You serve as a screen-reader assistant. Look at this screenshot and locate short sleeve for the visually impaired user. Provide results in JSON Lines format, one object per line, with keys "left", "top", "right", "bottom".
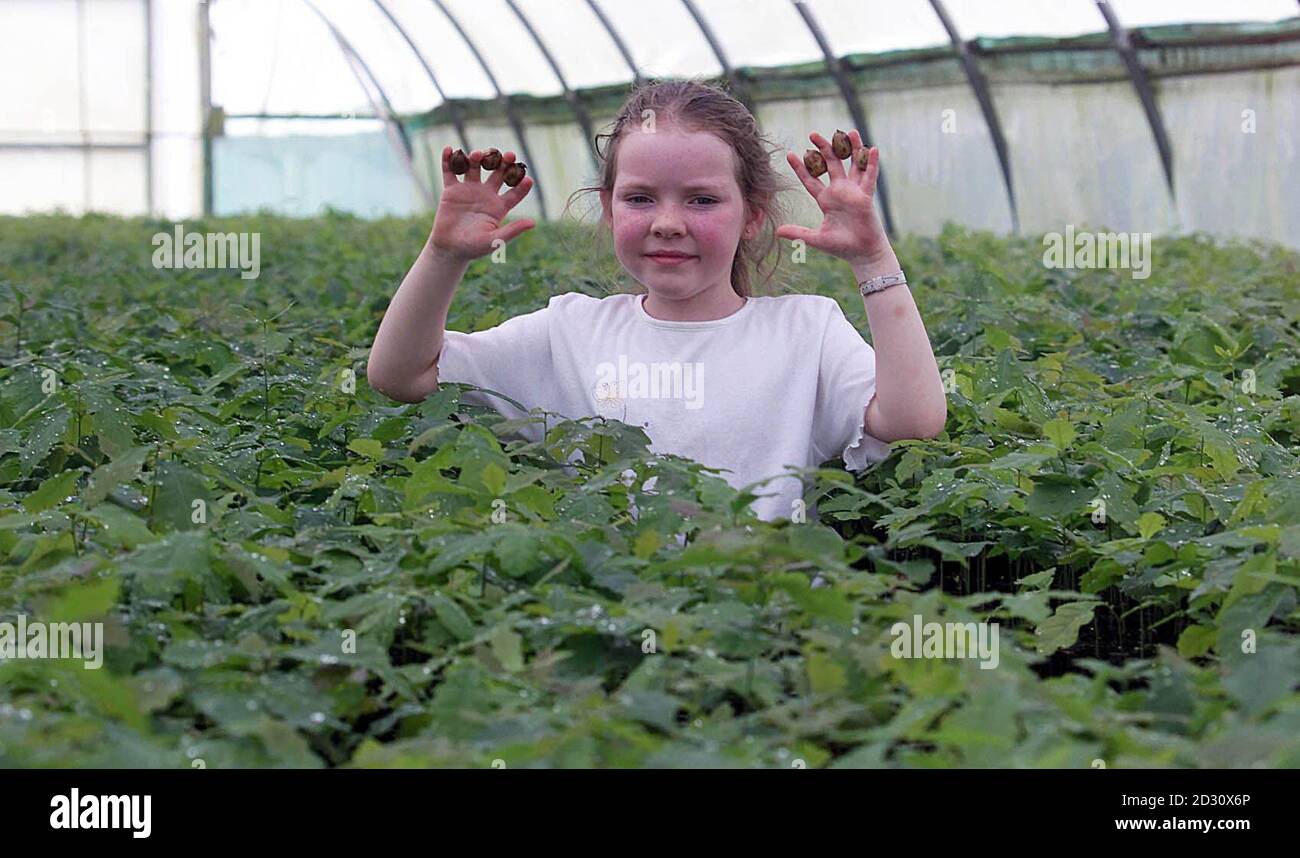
{"left": 436, "top": 297, "right": 556, "bottom": 423}
{"left": 811, "top": 299, "right": 893, "bottom": 471}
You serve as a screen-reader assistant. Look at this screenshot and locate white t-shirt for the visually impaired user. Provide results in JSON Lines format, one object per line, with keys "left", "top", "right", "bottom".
{"left": 435, "top": 291, "right": 893, "bottom": 522}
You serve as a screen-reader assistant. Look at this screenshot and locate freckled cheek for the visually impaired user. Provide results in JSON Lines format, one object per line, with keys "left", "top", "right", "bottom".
{"left": 611, "top": 217, "right": 646, "bottom": 254}
{"left": 612, "top": 211, "right": 734, "bottom": 260}
{"left": 685, "top": 221, "right": 731, "bottom": 260}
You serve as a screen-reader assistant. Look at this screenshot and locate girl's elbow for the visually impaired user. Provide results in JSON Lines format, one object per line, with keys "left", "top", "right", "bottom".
{"left": 915, "top": 405, "right": 948, "bottom": 440}
{"left": 928, "top": 415, "right": 948, "bottom": 439}
{"left": 366, "top": 365, "right": 426, "bottom": 404}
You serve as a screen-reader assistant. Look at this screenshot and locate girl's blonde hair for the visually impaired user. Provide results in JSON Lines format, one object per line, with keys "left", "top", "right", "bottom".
{"left": 563, "top": 78, "right": 799, "bottom": 298}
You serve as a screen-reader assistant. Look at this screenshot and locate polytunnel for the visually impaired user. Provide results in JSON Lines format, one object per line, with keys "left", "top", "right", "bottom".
{"left": 1, "top": 0, "right": 1298, "bottom": 248}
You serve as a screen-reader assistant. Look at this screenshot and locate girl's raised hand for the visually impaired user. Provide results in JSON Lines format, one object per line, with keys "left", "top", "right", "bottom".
{"left": 776, "top": 130, "right": 892, "bottom": 269}
{"left": 428, "top": 146, "right": 536, "bottom": 263}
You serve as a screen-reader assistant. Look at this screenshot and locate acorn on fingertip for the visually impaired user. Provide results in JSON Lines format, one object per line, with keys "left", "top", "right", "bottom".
{"left": 449, "top": 149, "right": 469, "bottom": 174}
{"left": 803, "top": 149, "right": 827, "bottom": 178}
{"left": 831, "top": 130, "right": 853, "bottom": 160}
{"left": 480, "top": 148, "right": 503, "bottom": 170}
{"left": 853, "top": 146, "right": 871, "bottom": 172}
{"left": 502, "top": 162, "right": 527, "bottom": 187}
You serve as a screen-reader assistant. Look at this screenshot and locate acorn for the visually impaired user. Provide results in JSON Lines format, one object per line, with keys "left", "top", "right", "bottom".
{"left": 853, "top": 146, "right": 870, "bottom": 172}
{"left": 803, "top": 149, "right": 827, "bottom": 178}
{"left": 449, "top": 148, "right": 469, "bottom": 174}
{"left": 831, "top": 129, "right": 852, "bottom": 160}
{"left": 502, "top": 161, "right": 527, "bottom": 187}
{"left": 480, "top": 147, "right": 503, "bottom": 170}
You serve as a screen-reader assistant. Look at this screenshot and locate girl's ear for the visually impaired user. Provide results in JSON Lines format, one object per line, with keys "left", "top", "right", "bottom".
{"left": 599, "top": 189, "right": 612, "bottom": 223}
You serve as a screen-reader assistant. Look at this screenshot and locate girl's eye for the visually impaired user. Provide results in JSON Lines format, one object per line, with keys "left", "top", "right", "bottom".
{"left": 625, "top": 195, "right": 718, "bottom": 205}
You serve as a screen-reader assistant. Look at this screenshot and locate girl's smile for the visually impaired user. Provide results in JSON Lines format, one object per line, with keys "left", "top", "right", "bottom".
{"left": 645, "top": 252, "right": 697, "bottom": 266}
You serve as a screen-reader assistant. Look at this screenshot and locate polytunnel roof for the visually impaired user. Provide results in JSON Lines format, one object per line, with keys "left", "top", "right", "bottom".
{"left": 2, "top": 0, "right": 1298, "bottom": 222}
{"left": 210, "top": 0, "right": 1300, "bottom": 122}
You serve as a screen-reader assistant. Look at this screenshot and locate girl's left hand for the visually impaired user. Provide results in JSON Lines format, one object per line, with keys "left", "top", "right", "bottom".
{"left": 776, "top": 130, "right": 892, "bottom": 268}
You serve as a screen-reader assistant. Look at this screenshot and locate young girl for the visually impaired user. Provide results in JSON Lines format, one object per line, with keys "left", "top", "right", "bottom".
{"left": 367, "top": 80, "right": 946, "bottom": 524}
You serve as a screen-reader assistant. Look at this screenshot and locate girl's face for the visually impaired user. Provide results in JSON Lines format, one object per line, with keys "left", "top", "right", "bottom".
{"left": 601, "top": 124, "right": 761, "bottom": 306}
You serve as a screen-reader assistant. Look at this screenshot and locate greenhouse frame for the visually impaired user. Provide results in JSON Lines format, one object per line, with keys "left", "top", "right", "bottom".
{"left": 2, "top": 0, "right": 1298, "bottom": 248}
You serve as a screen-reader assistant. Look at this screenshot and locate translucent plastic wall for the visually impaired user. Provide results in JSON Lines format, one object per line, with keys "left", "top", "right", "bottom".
{"left": 0, "top": 0, "right": 203, "bottom": 219}
{"left": 2, "top": 0, "right": 1298, "bottom": 249}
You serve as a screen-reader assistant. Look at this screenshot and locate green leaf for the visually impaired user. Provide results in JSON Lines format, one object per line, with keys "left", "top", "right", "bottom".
{"left": 1221, "top": 637, "right": 1299, "bottom": 716}
{"left": 20, "top": 408, "right": 69, "bottom": 475}
{"left": 151, "top": 459, "right": 209, "bottom": 531}
{"left": 1034, "top": 601, "right": 1099, "bottom": 655}
{"left": 1042, "top": 418, "right": 1076, "bottom": 449}
{"left": 42, "top": 577, "right": 120, "bottom": 624}
{"left": 1016, "top": 569, "right": 1055, "bottom": 591}
{"left": 347, "top": 438, "right": 384, "bottom": 460}
{"left": 1094, "top": 471, "right": 1139, "bottom": 530}
{"left": 480, "top": 462, "right": 507, "bottom": 497}
{"left": 82, "top": 503, "right": 156, "bottom": 550}
{"left": 431, "top": 592, "right": 474, "bottom": 641}
{"left": 492, "top": 527, "right": 543, "bottom": 578}
{"left": 450, "top": 424, "right": 511, "bottom": 494}
{"left": 84, "top": 445, "right": 150, "bottom": 508}
{"left": 1221, "top": 552, "right": 1275, "bottom": 613}
{"left": 1025, "top": 475, "right": 1090, "bottom": 519}
{"left": 490, "top": 624, "right": 524, "bottom": 672}
{"left": 807, "top": 650, "right": 847, "bottom": 694}
{"left": 1176, "top": 624, "right": 1216, "bottom": 658}
{"left": 22, "top": 469, "right": 80, "bottom": 512}
{"left": 770, "top": 573, "right": 853, "bottom": 624}
{"left": 633, "top": 530, "right": 662, "bottom": 560}
{"left": 86, "top": 393, "right": 136, "bottom": 459}
{"left": 1136, "top": 512, "right": 1166, "bottom": 540}
{"left": 120, "top": 530, "right": 217, "bottom": 603}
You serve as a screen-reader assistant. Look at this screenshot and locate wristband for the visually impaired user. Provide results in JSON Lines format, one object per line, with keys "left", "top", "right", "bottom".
{"left": 858, "top": 270, "right": 907, "bottom": 296}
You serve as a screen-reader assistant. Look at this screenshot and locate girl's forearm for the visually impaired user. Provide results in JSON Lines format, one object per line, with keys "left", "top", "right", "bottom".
{"left": 852, "top": 250, "right": 947, "bottom": 441}
{"left": 367, "top": 242, "right": 470, "bottom": 403}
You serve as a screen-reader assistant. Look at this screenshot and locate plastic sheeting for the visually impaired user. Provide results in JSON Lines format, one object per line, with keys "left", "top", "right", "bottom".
{"left": 1, "top": 0, "right": 1297, "bottom": 243}
{"left": 213, "top": 130, "right": 425, "bottom": 217}
{"left": 207, "top": 0, "right": 1300, "bottom": 110}
{"left": 0, "top": 0, "right": 203, "bottom": 218}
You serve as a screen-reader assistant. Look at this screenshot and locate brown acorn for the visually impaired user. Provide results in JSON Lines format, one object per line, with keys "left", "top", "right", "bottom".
{"left": 831, "top": 129, "right": 852, "bottom": 160}
{"left": 449, "top": 148, "right": 469, "bottom": 175}
{"left": 803, "top": 149, "right": 827, "bottom": 178}
{"left": 853, "top": 146, "right": 870, "bottom": 172}
{"left": 480, "top": 147, "right": 503, "bottom": 171}
{"left": 502, "top": 161, "right": 527, "bottom": 187}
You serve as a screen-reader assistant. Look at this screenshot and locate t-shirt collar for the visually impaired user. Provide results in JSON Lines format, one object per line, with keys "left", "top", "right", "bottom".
{"left": 634, "top": 293, "right": 753, "bottom": 330}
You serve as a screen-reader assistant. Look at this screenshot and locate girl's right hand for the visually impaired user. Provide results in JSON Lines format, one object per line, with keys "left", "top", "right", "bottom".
{"left": 428, "top": 146, "right": 536, "bottom": 263}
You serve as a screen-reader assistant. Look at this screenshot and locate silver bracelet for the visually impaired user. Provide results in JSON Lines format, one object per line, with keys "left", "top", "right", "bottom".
{"left": 858, "top": 270, "right": 907, "bottom": 297}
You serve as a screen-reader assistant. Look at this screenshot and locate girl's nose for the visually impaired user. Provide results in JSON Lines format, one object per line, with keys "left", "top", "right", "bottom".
{"left": 652, "top": 214, "right": 686, "bottom": 237}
